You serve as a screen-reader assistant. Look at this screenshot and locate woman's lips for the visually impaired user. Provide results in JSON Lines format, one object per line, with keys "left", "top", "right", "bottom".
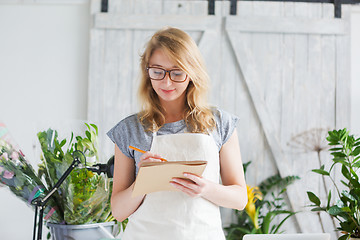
{"left": 161, "top": 89, "right": 175, "bottom": 94}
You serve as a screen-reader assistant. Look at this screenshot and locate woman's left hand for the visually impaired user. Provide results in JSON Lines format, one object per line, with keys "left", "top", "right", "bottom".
{"left": 170, "top": 173, "right": 212, "bottom": 198}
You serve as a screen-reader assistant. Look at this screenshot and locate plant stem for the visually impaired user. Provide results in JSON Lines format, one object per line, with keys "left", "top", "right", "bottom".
{"left": 317, "top": 151, "right": 329, "bottom": 197}
{"left": 316, "top": 151, "right": 326, "bottom": 233}
{"left": 317, "top": 151, "right": 339, "bottom": 236}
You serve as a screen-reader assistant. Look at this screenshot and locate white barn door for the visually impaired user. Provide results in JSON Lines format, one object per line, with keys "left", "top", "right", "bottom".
{"left": 223, "top": 2, "right": 350, "bottom": 237}
{"left": 88, "top": 1, "right": 351, "bottom": 237}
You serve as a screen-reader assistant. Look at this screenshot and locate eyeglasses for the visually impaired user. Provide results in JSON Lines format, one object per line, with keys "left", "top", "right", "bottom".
{"left": 147, "top": 67, "right": 188, "bottom": 83}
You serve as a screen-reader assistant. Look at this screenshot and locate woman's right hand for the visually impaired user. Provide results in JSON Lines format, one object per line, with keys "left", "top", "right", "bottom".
{"left": 138, "top": 152, "right": 163, "bottom": 168}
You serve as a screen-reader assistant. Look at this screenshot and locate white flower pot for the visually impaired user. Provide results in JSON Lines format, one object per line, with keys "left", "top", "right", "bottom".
{"left": 47, "top": 221, "right": 115, "bottom": 240}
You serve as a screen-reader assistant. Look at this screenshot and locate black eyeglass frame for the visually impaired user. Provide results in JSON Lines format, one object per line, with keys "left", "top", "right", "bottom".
{"left": 146, "top": 67, "right": 188, "bottom": 83}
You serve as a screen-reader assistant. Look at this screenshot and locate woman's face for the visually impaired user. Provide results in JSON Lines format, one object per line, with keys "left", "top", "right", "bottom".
{"left": 148, "top": 48, "right": 190, "bottom": 106}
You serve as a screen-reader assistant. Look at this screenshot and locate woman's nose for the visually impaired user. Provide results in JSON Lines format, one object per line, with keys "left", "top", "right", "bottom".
{"left": 163, "top": 73, "right": 172, "bottom": 85}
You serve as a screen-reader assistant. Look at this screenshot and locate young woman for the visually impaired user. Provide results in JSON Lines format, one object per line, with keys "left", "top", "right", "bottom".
{"left": 107, "top": 27, "right": 247, "bottom": 240}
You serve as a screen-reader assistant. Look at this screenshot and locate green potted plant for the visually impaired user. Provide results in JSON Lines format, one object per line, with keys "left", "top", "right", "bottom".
{"left": 225, "top": 162, "right": 299, "bottom": 239}
{"left": 307, "top": 128, "right": 360, "bottom": 240}
{"left": 0, "top": 123, "right": 120, "bottom": 239}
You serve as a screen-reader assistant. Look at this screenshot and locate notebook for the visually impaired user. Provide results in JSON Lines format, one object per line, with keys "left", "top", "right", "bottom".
{"left": 132, "top": 160, "right": 207, "bottom": 197}
{"left": 243, "top": 233, "right": 330, "bottom": 240}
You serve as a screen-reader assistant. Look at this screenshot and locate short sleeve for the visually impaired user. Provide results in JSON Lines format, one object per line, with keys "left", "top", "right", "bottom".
{"left": 213, "top": 108, "right": 240, "bottom": 148}
{"left": 106, "top": 115, "right": 136, "bottom": 159}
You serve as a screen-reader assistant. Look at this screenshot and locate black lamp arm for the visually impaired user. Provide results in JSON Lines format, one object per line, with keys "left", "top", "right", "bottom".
{"left": 31, "top": 150, "right": 84, "bottom": 240}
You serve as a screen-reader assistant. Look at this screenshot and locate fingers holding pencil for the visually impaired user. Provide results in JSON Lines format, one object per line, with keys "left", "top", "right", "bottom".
{"left": 129, "top": 146, "right": 167, "bottom": 162}
{"left": 129, "top": 146, "right": 167, "bottom": 168}
{"left": 137, "top": 152, "right": 163, "bottom": 168}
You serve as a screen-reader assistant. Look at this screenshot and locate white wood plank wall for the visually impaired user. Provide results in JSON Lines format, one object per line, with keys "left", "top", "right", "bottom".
{"left": 88, "top": 0, "right": 351, "bottom": 237}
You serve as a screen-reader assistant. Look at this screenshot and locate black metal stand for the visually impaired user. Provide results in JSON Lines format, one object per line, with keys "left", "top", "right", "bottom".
{"left": 85, "top": 155, "right": 114, "bottom": 178}
{"left": 31, "top": 151, "right": 83, "bottom": 240}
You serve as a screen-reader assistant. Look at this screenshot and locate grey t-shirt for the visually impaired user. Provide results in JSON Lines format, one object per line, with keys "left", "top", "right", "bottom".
{"left": 107, "top": 108, "right": 239, "bottom": 174}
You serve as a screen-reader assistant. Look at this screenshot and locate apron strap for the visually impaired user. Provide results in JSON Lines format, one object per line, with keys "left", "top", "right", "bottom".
{"left": 152, "top": 123, "right": 157, "bottom": 137}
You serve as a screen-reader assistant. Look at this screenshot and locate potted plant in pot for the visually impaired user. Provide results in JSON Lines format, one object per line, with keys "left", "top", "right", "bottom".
{"left": 225, "top": 162, "right": 299, "bottom": 239}
{"left": 0, "top": 123, "right": 120, "bottom": 239}
{"left": 37, "top": 123, "right": 116, "bottom": 239}
{"left": 307, "top": 128, "right": 360, "bottom": 240}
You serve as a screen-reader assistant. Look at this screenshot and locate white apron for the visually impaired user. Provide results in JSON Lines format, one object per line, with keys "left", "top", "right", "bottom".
{"left": 122, "top": 132, "right": 225, "bottom": 240}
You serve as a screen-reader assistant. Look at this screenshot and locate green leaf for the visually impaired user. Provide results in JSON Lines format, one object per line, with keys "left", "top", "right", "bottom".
{"left": 272, "top": 212, "right": 297, "bottom": 234}
{"left": 85, "top": 130, "right": 91, "bottom": 140}
{"left": 60, "top": 139, "right": 66, "bottom": 147}
{"left": 90, "top": 123, "right": 98, "bottom": 135}
{"left": 351, "top": 146, "right": 360, "bottom": 156}
{"left": 68, "top": 132, "right": 74, "bottom": 149}
{"left": 329, "top": 162, "right": 337, "bottom": 173}
{"left": 333, "top": 157, "right": 348, "bottom": 165}
{"left": 311, "top": 207, "right": 325, "bottom": 211}
{"left": 327, "top": 130, "right": 337, "bottom": 140}
{"left": 261, "top": 210, "right": 295, "bottom": 234}
{"left": 341, "top": 206, "right": 351, "bottom": 213}
{"left": 327, "top": 190, "right": 332, "bottom": 209}
{"left": 332, "top": 152, "right": 347, "bottom": 158}
{"left": 328, "top": 205, "right": 342, "bottom": 216}
{"left": 90, "top": 131, "right": 97, "bottom": 143}
{"left": 353, "top": 158, "right": 360, "bottom": 168}
{"left": 307, "top": 191, "right": 321, "bottom": 206}
{"left": 350, "top": 189, "right": 360, "bottom": 201}
{"left": 339, "top": 220, "right": 357, "bottom": 233}
{"left": 341, "top": 180, "right": 350, "bottom": 188}
{"left": 312, "top": 169, "right": 330, "bottom": 176}
{"left": 242, "top": 161, "right": 251, "bottom": 174}
{"left": 259, "top": 175, "right": 299, "bottom": 197}
{"left": 82, "top": 139, "right": 93, "bottom": 149}
{"left": 340, "top": 129, "right": 349, "bottom": 142}
{"left": 261, "top": 211, "right": 274, "bottom": 233}
{"left": 338, "top": 234, "right": 349, "bottom": 240}
{"left": 340, "top": 193, "right": 353, "bottom": 205}
{"left": 329, "top": 147, "right": 344, "bottom": 151}
{"left": 349, "top": 168, "right": 359, "bottom": 181}
{"left": 259, "top": 174, "right": 282, "bottom": 196}
{"left": 341, "top": 165, "right": 351, "bottom": 181}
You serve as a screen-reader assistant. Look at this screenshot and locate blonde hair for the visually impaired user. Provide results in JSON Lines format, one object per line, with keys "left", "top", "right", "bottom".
{"left": 138, "top": 27, "right": 215, "bottom": 133}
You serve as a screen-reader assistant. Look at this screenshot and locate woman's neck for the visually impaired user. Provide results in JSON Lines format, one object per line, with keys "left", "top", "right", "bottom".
{"left": 164, "top": 107, "right": 185, "bottom": 123}
{"left": 164, "top": 113, "right": 184, "bottom": 123}
{"left": 160, "top": 101, "right": 186, "bottom": 123}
